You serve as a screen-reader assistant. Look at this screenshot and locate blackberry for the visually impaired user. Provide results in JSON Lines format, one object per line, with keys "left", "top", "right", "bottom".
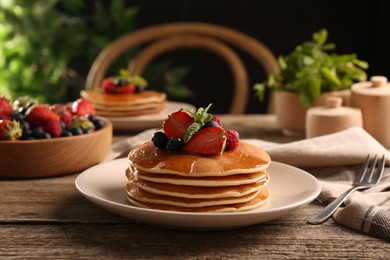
{"left": 166, "top": 137, "right": 183, "bottom": 152}
{"left": 152, "top": 131, "right": 168, "bottom": 148}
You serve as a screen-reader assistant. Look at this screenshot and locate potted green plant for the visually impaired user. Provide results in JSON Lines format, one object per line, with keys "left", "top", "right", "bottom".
{"left": 254, "top": 29, "right": 368, "bottom": 136}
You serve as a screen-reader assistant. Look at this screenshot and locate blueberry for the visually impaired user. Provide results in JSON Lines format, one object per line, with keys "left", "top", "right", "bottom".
{"left": 87, "top": 114, "right": 97, "bottom": 122}
{"left": 82, "top": 128, "right": 93, "bottom": 134}
{"left": 114, "top": 78, "right": 126, "bottom": 87}
{"left": 21, "top": 129, "right": 33, "bottom": 140}
{"left": 202, "top": 120, "right": 220, "bottom": 128}
{"left": 70, "top": 127, "right": 83, "bottom": 136}
{"left": 59, "top": 120, "right": 67, "bottom": 130}
{"left": 152, "top": 131, "right": 168, "bottom": 148}
{"left": 10, "top": 111, "right": 24, "bottom": 122}
{"left": 20, "top": 120, "right": 30, "bottom": 131}
{"left": 135, "top": 85, "right": 144, "bottom": 93}
{"left": 166, "top": 137, "right": 183, "bottom": 152}
{"left": 90, "top": 118, "right": 104, "bottom": 130}
{"left": 31, "top": 127, "right": 50, "bottom": 139}
{"left": 61, "top": 130, "right": 73, "bottom": 137}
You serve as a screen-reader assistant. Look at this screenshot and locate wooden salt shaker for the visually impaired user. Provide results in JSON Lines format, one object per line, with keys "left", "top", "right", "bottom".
{"left": 351, "top": 76, "right": 390, "bottom": 147}
{"left": 306, "top": 96, "right": 363, "bottom": 138}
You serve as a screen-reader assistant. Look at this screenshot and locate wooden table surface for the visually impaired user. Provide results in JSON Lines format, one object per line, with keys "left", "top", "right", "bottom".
{"left": 1, "top": 115, "right": 389, "bottom": 259}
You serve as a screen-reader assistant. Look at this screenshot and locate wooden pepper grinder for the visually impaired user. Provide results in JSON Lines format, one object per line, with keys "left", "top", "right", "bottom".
{"left": 306, "top": 96, "right": 363, "bottom": 138}
{"left": 351, "top": 76, "right": 390, "bottom": 147}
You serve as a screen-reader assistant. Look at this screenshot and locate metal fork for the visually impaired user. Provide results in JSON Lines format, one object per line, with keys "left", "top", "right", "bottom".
{"left": 308, "top": 154, "right": 385, "bottom": 225}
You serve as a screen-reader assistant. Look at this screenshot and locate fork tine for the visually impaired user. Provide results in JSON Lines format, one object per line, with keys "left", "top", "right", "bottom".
{"left": 371, "top": 154, "right": 385, "bottom": 184}
{"left": 354, "top": 154, "right": 371, "bottom": 184}
{"left": 362, "top": 154, "right": 378, "bottom": 183}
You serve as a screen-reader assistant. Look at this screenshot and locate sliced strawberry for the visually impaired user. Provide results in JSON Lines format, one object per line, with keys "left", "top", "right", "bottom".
{"left": 163, "top": 110, "right": 194, "bottom": 139}
{"left": 117, "top": 84, "right": 136, "bottom": 94}
{"left": 183, "top": 126, "right": 226, "bottom": 155}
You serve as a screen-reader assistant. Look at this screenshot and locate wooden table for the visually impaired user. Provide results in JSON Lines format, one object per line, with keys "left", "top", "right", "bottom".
{"left": 1, "top": 115, "right": 389, "bottom": 259}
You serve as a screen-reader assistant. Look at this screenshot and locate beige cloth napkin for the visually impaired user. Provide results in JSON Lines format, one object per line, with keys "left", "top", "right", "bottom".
{"left": 108, "top": 126, "right": 390, "bottom": 241}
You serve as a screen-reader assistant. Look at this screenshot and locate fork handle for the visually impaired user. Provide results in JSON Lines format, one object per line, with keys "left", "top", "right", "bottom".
{"left": 308, "top": 186, "right": 361, "bottom": 225}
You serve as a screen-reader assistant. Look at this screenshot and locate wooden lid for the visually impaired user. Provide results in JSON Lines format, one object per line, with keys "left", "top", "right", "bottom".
{"left": 351, "top": 76, "right": 390, "bottom": 96}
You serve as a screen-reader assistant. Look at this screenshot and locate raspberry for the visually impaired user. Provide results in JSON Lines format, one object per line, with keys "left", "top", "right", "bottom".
{"left": 225, "top": 129, "right": 239, "bottom": 151}
{"left": 211, "top": 115, "right": 223, "bottom": 127}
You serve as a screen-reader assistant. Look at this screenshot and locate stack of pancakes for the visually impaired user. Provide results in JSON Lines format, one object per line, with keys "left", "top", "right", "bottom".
{"left": 125, "top": 141, "right": 271, "bottom": 212}
{"left": 80, "top": 90, "right": 166, "bottom": 117}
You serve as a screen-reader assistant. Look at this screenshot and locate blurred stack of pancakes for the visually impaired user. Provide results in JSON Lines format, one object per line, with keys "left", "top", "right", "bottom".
{"left": 125, "top": 141, "right": 271, "bottom": 212}
{"left": 80, "top": 90, "right": 166, "bottom": 117}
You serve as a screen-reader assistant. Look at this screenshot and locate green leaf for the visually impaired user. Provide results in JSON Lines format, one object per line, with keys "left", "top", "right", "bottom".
{"left": 128, "top": 75, "right": 148, "bottom": 87}
{"left": 313, "top": 29, "right": 327, "bottom": 45}
{"left": 184, "top": 123, "right": 201, "bottom": 143}
{"left": 164, "top": 66, "right": 190, "bottom": 84}
{"left": 253, "top": 83, "right": 266, "bottom": 101}
{"left": 166, "top": 84, "right": 193, "bottom": 99}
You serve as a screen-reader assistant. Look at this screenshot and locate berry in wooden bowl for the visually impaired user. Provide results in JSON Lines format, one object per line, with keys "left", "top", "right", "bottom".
{"left": 0, "top": 97, "right": 113, "bottom": 179}
{"left": 0, "top": 117, "right": 112, "bottom": 179}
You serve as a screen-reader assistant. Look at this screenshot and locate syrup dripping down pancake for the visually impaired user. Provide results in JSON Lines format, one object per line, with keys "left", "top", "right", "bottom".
{"left": 128, "top": 141, "right": 271, "bottom": 176}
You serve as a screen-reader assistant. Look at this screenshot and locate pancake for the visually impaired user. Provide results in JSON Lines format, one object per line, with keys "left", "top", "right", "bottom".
{"left": 126, "top": 187, "right": 270, "bottom": 213}
{"left": 81, "top": 89, "right": 167, "bottom": 117}
{"left": 95, "top": 106, "right": 164, "bottom": 117}
{"left": 128, "top": 175, "right": 269, "bottom": 199}
{"left": 128, "top": 140, "right": 271, "bottom": 176}
{"left": 81, "top": 90, "right": 166, "bottom": 106}
{"left": 125, "top": 140, "right": 271, "bottom": 213}
{"left": 126, "top": 167, "right": 268, "bottom": 187}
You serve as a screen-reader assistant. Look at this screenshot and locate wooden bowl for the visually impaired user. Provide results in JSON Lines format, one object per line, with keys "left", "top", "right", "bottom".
{"left": 0, "top": 118, "right": 112, "bottom": 179}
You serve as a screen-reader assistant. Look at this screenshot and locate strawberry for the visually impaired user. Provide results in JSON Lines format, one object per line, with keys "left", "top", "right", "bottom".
{"left": 117, "top": 84, "right": 136, "bottom": 94}
{"left": 72, "top": 98, "right": 96, "bottom": 116}
{"left": 27, "top": 105, "right": 60, "bottom": 128}
{"left": 225, "top": 129, "right": 239, "bottom": 151}
{"left": 0, "top": 119, "right": 22, "bottom": 141}
{"left": 101, "top": 78, "right": 116, "bottom": 93}
{"left": 0, "top": 97, "right": 13, "bottom": 119}
{"left": 51, "top": 104, "right": 73, "bottom": 128}
{"left": 183, "top": 126, "right": 226, "bottom": 155}
{"left": 43, "top": 121, "right": 62, "bottom": 138}
{"left": 163, "top": 110, "right": 194, "bottom": 139}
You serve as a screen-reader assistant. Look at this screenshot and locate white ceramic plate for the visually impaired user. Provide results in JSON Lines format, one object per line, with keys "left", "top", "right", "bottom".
{"left": 75, "top": 158, "right": 321, "bottom": 230}
{"left": 106, "top": 101, "right": 196, "bottom": 131}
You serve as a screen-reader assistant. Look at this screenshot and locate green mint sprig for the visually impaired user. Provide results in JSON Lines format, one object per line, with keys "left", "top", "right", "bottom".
{"left": 183, "top": 103, "right": 213, "bottom": 143}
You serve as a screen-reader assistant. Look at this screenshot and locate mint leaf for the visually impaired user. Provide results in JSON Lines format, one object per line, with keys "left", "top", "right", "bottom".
{"left": 184, "top": 122, "right": 201, "bottom": 143}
